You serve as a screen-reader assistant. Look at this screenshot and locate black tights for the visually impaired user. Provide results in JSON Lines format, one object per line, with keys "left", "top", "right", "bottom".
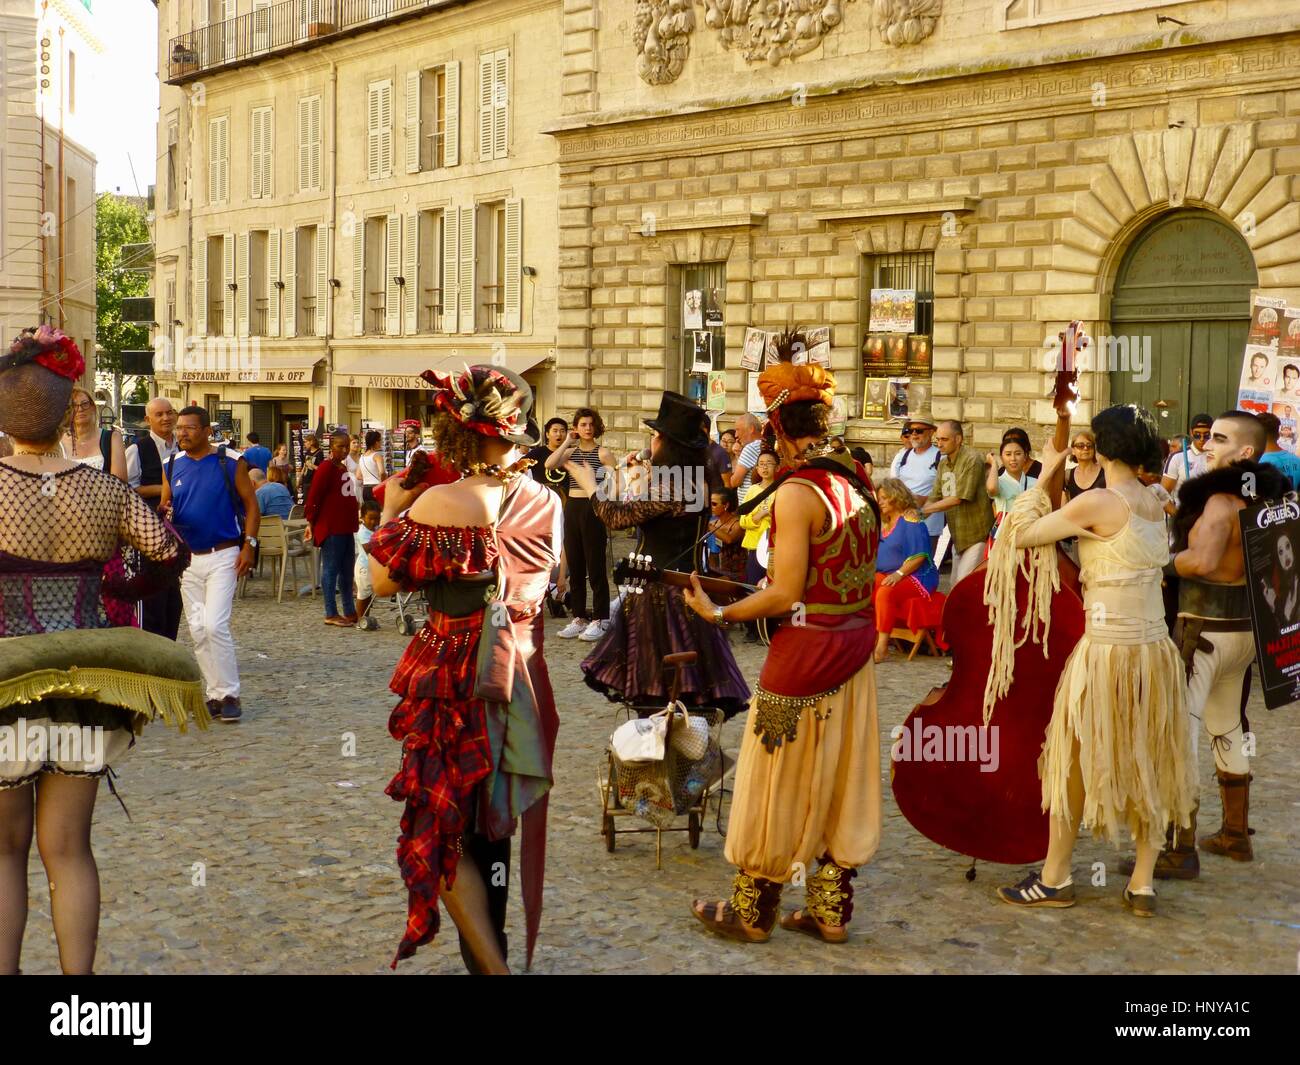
{"left": 564, "top": 495, "right": 609, "bottom": 621}
{"left": 0, "top": 773, "right": 101, "bottom": 975}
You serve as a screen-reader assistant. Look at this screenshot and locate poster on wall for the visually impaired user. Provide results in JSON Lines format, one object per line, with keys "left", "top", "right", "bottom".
{"left": 704, "top": 294, "right": 724, "bottom": 328}
{"left": 1239, "top": 494, "right": 1300, "bottom": 709}
{"left": 747, "top": 372, "right": 766, "bottom": 415}
{"left": 906, "top": 335, "right": 932, "bottom": 377}
{"left": 684, "top": 290, "right": 704, "bottom": 331}
{"left": 706, "top": 371, "right": 728, "bottom": 412}
{"left": 806, "top": 325, "right": 832, "bottom": 367}
{"left": 692, "top": 331, "right": 713, "bottom": 372}
{"left": 862, "top": 335, "right": 888, "bottom": 376}
{"left": 888, "top": 378, "right": 911, "bottom": 421}
{"left": 1282, "top": 307, "right": 1300, "bottom": 359}
{"left": 1247, "top": 294, "right": 1286, "bottom": 347}
{"left": 862, "top": 377, "right": 889, "bottom": 421}
{"left": 869, "top": 288, "right": 917, "bottom": 334}
{"left": 828, "top": 396, "right": 848, "bottom": 436}
{"left": 1237, "top": 294, "right": 1300, "bottom": 452}
{"left": 741, "top": 327, "right": 767, "bottom": 371}
{"left": 884, "top": 335, "right": 909, "bottom": 375}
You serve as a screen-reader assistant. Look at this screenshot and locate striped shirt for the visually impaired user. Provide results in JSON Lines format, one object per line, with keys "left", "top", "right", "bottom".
{"left": 567, "top": 444, "right": 608, "bottom": 490}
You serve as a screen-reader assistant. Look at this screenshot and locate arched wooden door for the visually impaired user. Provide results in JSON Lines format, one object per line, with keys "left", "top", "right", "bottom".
{"left": 1109, "top": 210, "right": 1258, "bottom": 434}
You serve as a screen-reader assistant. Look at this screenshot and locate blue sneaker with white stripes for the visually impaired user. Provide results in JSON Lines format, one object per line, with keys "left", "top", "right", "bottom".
{"left": 997, "top": 871, "right": 1076, "bottom": 908}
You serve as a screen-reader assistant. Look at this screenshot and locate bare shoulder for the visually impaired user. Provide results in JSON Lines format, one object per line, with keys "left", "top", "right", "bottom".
{"left": 409, "top": 482, "right": 494, "bottom": 528}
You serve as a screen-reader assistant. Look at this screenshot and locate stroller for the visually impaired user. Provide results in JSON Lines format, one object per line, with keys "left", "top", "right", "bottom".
{"left": 597, "top": 652, "right": 734, "bottom": 869}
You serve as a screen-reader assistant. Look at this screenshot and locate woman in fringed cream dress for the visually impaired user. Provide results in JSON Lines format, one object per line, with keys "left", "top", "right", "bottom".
{"left": 987, "top": 404, "right": 1196, "bottom": 918}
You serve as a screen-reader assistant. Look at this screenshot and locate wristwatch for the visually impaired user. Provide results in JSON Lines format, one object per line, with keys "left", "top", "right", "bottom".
{"left": 245, "top": 536, "right": 259, "bottom": 549}
{"left": 712, "top": 605, "right": 726, "bottom": 626}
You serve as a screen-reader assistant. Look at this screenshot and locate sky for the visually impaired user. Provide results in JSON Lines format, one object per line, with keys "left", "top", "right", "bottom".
{"left": 88, "top": 0, "right": 159, "bottom": 196}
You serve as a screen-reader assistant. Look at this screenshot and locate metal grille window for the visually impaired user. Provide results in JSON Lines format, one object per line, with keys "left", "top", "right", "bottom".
{"left": 861, "top": 251, "right": 934, "bottom": 382}
{"left": 674, "top": 262, "right": 726, "bottom": 405}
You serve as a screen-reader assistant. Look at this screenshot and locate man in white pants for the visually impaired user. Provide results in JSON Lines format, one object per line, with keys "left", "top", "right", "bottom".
{"left": 923, "top": 420, "right": 995, "bottom": 585}
{"left": 162, "top": 406, "right": 260, "bottom": 724}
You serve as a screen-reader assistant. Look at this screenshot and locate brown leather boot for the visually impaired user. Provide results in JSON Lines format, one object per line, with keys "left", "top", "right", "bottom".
{"left": 692, "top": 871, "right": 783, "bottom": 942}
{"left": 1200, "top": 771, "right": 1253, "bottom": 861}
{"left": 781, "top": 857, "right": 856, "bottom": 943}
{"left": 1119, "top": 807, "right": 1200, "bottom": 880}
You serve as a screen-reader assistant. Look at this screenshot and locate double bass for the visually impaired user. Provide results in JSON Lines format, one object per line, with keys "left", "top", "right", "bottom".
{"left": 890, "top": 323, "right": 1090, "bottom": 867}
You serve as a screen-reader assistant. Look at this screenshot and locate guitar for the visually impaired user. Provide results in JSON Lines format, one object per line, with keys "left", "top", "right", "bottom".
{"left": 613, "top": 553, "right": 788, "bottom": 644}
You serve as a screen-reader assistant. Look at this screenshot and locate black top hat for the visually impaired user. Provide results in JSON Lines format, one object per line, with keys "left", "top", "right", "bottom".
{"left": 644, "top": 391, "right": 708, "bottom": 450}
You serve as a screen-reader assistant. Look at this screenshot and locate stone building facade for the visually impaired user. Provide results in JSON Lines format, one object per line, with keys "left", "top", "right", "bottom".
{"left": 0, "top": 0, "right": 97, "bottom": 377}
{"left": 548, "top": 0, "right": 1300, "bottom": 458}
{"left": 152, "top": 0, "right": 561, "bottom": 448}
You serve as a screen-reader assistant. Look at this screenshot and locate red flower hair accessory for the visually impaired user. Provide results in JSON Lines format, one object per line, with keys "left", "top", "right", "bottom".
{"left": 2, "top": 326, "right": 85, "bottom": 382}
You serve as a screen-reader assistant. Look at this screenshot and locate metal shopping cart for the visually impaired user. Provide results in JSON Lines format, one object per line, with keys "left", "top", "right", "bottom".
{"left": 596, "top": 652, "right": 735, "bottom": 869}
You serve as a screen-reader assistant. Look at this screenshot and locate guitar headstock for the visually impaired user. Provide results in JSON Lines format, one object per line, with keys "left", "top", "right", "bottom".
{"left": 613, "top": 552, "right": 662, "bottom": 595}
{"left": 1051, "top": 320, "right": 1088, "bottom": 418}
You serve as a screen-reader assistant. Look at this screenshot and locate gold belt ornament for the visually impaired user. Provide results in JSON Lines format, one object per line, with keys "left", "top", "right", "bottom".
{"left": 753, "top": 685, "right": 841, "bottom": 753}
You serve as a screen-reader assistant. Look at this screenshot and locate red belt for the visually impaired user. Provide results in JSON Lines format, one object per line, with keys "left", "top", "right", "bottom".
{"left": 191, "top": 538, "right": 242, "bottom": 555}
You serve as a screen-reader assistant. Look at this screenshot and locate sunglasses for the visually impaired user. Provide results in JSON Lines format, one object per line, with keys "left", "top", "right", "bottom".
{"left": 1072, "top": 442, "right": 1094, "bottom": 449}
{"left": 71, "top": 401, "right": 94, "bottom": 412}
{"left": 1191, "top": 431, "right": 1211, "bottom": 440}
{"left": 904, "top": 428, "right": 929, "bottom": 436}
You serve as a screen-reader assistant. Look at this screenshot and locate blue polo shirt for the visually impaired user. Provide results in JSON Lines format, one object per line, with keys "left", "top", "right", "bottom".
{"left": 241, "top": 444, "right": 272, "bottom": 472}
{"left": 1260, "top": 449, "right": 1300, "bottom": 491}
{"left": 171, "top": 450, "right": 243, "bottom": 551}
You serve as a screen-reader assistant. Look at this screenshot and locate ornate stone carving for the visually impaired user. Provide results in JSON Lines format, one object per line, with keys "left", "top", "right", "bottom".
{"left": 700, "top": 0, "right": 857, "bottom": 66}
{"left": 871, "top": 0, "right": 941, "bottom": 47}
{"left": 635, "top": 0, "right": 696, "bottom": 85}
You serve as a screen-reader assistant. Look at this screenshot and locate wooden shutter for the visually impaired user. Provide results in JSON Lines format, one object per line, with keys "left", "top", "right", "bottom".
{"left": 250, "top": 111, "right": 262, "bottom": 198}
{"left": 194, "top": 238, "right": 208, "bottom": 337}
{"left": 261, "top": 107, "right": 274, "bottom": 198}
{"left": 309, "top": 95, "right": 322, "bottom": 190}
{"left": 379, "top": 80, "right": 394, "bottom": 178}
{"left": 208, "top": 117, "right": 220, "bottom": 203}
{"left": 297, "top": 98, "right": 310, "bottom": 191}
{"left": 267, "top": 229, "right": 282, "bottom": 336}
{"left": 458, "top": 205, "right": 475, "bottom": 333}
{"left": 236, "top": 232, "right": 250, "bottom": 336}
{"left": 315, "top": 224, "right": 330, "bottom": 338}
{"left": 222, "top": 233, "right": 235, "bottom": 336}
{"left": 352, "top": 224, "right": 365, "bottom": 336}
{"left": 478, "top": 54, "right": 493, "bottom": 162}
{"left": 385, "top": 214, "right": 402, "bottom": 335}
{"left": 285, "top": 229, "right": 297, "bottom": 337}
{"left": 405, "top": 70, "right": 421, "bottom": 174}
{"left": 218, "top": 117, "right": 229, "bottom": 202}
{"left": 403, "top": 211, "right": 419, "bottom": 335}
{"left": 367, "top": 83, "right": 380, "bottom": 180}
{"left": 493, "top": 50, "right": 509, "bottom": 159}
{"left": 444, "top": 61, "right": 460, "bottom": 167}
{"left": 503, "top": 198, "right": 522, "bottom": 333}
{"left": 442, "top": 208, "right": 459, "bottom": 333}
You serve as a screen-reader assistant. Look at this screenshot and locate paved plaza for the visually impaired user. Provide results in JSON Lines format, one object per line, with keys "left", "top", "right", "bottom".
{"left": 19, "top": 572, "right": 1300, "bottom": 975}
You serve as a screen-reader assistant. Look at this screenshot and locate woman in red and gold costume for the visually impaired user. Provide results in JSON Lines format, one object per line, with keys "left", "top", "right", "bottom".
{"left": 684, "top": 331, "right": 880, "bottom": 944}
{"left": 368, "top": 365, "right": 562, "bottom": 974}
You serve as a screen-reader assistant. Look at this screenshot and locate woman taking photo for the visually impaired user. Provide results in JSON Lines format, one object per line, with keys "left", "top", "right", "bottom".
{"left": 546, "top": 407, "right": 617, "bottom": 641}
{"left": 577, "top": 392, "right": 749, "bottom": 720}
{"left": 0, "top": 327, "right": 205, "bottom": 975}
{"left": 368, "top": 365, "right": 561, "bottom": 974}
{"left": 358, "top": 429, "right": 386, "bottom": 505}
{"left": 872, "top": 478, "right": 940, "bottom": 664}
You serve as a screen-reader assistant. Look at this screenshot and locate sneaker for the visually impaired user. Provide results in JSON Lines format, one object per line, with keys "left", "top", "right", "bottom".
{"left": 579, "top": 619, "right": 610, "bottom": 641}
{"left": 219, "top": 697, "right": 242, "bottom": 724}
{"left": 205, "top": 699, "right": 221, "bottom": 722}
{"left": 1122, "top": 887, "right": 1157, "bottom": 918}
{"left": 557, "top": 618, "right": 586, "bottom": 639}
{"left": 997, "top": 871, "right": 1076, "bottom": 909}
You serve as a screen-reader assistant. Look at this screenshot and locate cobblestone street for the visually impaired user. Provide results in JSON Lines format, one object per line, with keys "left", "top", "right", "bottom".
{"left": 19, "top": 577, "right": 1300, "bottom": 975}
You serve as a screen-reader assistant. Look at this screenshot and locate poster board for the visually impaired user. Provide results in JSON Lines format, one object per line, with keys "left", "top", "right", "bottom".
{"left": 1237, "top": 292, "right": 1300, "bottom": 452}
{"left": 1240, "top": 493, "right": 1300, "bottom": 709}
{"left": 868, "top": 288, "right": 916, "bottom": 334}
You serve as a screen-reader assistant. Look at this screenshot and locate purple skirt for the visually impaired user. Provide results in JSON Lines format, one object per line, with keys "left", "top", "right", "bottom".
{"left": 581, "top": 584, "right": 751, "bottom": 720}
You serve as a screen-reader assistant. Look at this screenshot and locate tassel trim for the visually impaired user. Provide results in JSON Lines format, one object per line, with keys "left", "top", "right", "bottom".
{"left": 0, "top": 668, "right": 210, "bottom": 732}
{"left": 753, "top": 685, "right": 841, "bottom": 753}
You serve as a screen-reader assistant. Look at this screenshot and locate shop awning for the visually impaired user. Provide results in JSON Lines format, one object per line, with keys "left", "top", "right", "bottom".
{"left": 332, "top": 348, "right": 551, "bottom": 391}
{"left": 174, "top": 354, "right": 325, "bottom": 385}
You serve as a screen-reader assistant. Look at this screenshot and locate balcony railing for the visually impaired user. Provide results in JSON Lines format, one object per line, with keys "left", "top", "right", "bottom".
{"left": 167, "top": 0, "right": 460, "bottom": 83}
{"left": 422, "top": 287, "right": 443, "bottom": 333}
{"left": 368, "top": 293, "right": 388, "bottom": 334}
{"left": 208, "top": 300, "right": 225, "bottom": 336}
{"left": 298, "top": 297, "right": 317, "bottom": 336}
{"left": 480, "top": 284, "right": 505, "bottom": 334}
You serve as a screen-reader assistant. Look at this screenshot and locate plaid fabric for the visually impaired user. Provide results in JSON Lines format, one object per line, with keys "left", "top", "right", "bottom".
{"left": 937, "top": 446, "right": 995, "bottom": 553}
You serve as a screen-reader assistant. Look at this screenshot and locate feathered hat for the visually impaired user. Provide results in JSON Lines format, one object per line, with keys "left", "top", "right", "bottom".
{"left": 756, "top": 327, "right": 836, "bottom": 414}
{"left": 419, "top": 364, "right": 540, "bottom": 447}
{"left": 0, "top": 326, "right": 86, "bottom": 440}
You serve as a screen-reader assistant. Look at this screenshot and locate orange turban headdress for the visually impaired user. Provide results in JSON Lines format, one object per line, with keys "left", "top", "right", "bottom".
{"left": 756, "top": 328, "right": 836, "bottom": 412}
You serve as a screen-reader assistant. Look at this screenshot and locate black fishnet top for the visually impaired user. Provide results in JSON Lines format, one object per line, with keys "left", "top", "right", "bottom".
{"left": 0, "top": 461, "right": 186, "bottom": 636}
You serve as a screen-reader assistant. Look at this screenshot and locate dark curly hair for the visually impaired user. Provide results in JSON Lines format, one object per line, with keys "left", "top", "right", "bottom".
{"left": 1091, "top": 404, "right": 1161, "bottom": 471}
{"left": 766, "top": 399, "right": 829, "bottom": 446}
{"left": 572, "top": 407, "right": 605, "bottom": 438}
{"left": 429, "top": 412, "right": 492, "bottom": 470}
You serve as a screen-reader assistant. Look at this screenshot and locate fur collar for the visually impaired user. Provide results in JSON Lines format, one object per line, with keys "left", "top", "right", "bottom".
{"left": 1172, "top": 460, "right": 1290, "bottom": 551}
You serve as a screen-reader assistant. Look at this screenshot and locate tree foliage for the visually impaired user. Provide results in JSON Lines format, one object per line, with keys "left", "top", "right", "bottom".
{"left": 95, "top": 192, "right": 150, "bottom": 374}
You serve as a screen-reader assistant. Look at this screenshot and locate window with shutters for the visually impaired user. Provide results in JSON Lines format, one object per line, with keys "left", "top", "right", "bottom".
{"left": 250, "top": 106, "right": 274, "bottom": 199}
{"left": 204, "top": 235, "right": 224, "bottom": 337}
{"left": 248, "top": 230, "right": 270, "bottom": 336}
{"left": 477, "top": 49, "right": 509, "bottom": 162}
{"left": 362, "top": 216, "right": 396, "bottom": 334}
{"left": 165, "top": 117, "right": 179, "bottom": 212}
{"left": 297, "top": 95, "right": 322, "bottom": 192}
{"left": 413, "top": 62, "right": 459, "bottom": 172}
{"left": 296, "top": 226, "right": 318, "bottom": 337}
{"left": 166, "top": 277, "right": 178, "bottom": 351}
{"left": 417, "top": 209, "right": 445, "bottom": 333}
{"left": 367, "top": 79, "right": 394, "bottom": 181}
{"left": 208, "top": 115, "right": 229, "bottom": 204}
{"left": 475, "top": 200, "right": 521, "bottom": 334}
